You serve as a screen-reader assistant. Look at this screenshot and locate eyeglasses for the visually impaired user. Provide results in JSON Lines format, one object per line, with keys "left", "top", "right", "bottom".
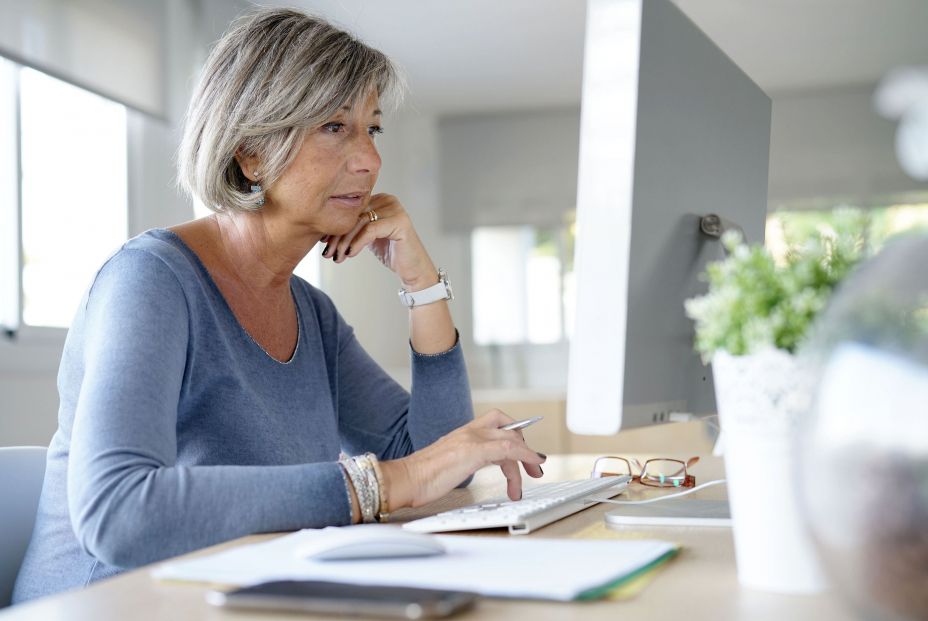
{"left": 591, "top": 455, "right": 700, "bottom": 488}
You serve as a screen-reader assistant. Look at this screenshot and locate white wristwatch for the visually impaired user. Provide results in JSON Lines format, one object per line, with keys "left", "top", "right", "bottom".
{"left": 398, "top": 268, "right": 454, "bottom": 307}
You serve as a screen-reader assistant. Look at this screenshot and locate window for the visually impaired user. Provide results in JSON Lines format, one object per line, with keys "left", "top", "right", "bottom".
{"left": 472, "top": 204, "right": 928, "bottom": 349}
{"left": 471, "top": 214, "right": 576, "bottom": 345}
{"left": 766, "top": 203, "right": 928, "bottom": 264}
{"left": 0, "top": 58, "right": 19, "bottom": 335}
{"left": 1, "top": 61, "right": 128, "bottom": 332}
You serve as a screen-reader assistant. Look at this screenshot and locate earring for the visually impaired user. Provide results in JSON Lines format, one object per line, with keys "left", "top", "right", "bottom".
{"left": 249, "top": 171, "right": 265, "bottom": 206}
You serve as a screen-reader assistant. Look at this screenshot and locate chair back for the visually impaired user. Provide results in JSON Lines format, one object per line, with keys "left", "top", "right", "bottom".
{"left": 0, "top": 446, "right": 47, "bottom": 607}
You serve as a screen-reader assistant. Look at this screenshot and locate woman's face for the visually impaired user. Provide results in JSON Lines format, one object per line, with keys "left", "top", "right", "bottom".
{"left": 265, "top": 90, "right": 383, "bottom": 237}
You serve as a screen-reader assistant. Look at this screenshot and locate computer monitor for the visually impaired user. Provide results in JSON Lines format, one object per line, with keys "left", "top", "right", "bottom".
{"left": 566, "top": 0, "right": 772, "bottom": 435}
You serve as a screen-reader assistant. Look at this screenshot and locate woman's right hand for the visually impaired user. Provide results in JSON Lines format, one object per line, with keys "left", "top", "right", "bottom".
{"left": 380, "top": 410, "right": 547, "bottom": 512}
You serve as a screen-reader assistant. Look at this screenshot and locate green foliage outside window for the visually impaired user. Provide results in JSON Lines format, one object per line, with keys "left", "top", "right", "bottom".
{"left": 685, "top": 209, "right": 869, "bottom": 362}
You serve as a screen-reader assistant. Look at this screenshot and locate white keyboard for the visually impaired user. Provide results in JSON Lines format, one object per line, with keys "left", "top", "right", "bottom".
{"left": 402, "top": 476, "right": 631, "bottom": 535}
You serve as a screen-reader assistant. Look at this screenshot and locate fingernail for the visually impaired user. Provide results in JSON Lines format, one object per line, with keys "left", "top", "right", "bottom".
{"left": 346, "top": 246, "right": 351, "bottom": 255}
{"left": 322, "top": 244, "right": 329, "bottom": 256}
{"left": 537, "top": 452, "right": 547, "bottom": 460}
{"left": 333, "top": 251, "right": 339, "bottom": 261}
{"left": 539, "top": 466, "right": 544, "bottom": 476}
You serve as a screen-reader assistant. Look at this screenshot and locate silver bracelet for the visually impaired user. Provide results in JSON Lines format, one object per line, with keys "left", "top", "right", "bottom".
{"left": 336, "top": 462, "right": 355, "bottom": 522}
{"left": 341, "top": 455, "right": 375, "bottom": 523}
{"left": 365, "top": 452, "right": 389, "bottom": 521}
{"left": 356, "top": 455, "right": 383, "bottom": 522}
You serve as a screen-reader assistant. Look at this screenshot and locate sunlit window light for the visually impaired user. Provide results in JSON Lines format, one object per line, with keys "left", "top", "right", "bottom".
{"left": 19, "top": 68, "right": 128, "bottom": 328}
{"left": 526, "top": 231, "right": 562, "bottom": 344}
{"left": 472, "top": 222, "right": 574, "bottom": 346}
{"left": 472, "top": 227, "right": 529, "bottom": 345}
{"left": 766, "top": 203, "right": 928, "bottom": 265}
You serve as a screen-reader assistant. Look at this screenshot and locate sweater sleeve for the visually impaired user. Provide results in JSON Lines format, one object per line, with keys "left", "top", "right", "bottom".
{"left": 67, "top": 249, "right": 353, "bottom": 570}
{"left": 334, "top": 317, "right": 474, "bottom": 461}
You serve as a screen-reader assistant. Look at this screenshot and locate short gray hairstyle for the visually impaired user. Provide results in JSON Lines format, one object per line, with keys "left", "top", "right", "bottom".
{"left": 177, "top": 8, "right": 404, "bottom": 213}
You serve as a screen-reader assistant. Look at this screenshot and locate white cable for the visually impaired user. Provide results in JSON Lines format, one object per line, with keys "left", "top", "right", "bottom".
{"left": 584, "top": 479, "right": 727, "bottom": 505}
{"left": 700, "top": 413, "right": 721, "bottom": 432}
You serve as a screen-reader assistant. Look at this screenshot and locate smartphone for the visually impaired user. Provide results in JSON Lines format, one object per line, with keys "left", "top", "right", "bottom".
{"left": 207, "top": 580, "right": 477, "bottom": 619}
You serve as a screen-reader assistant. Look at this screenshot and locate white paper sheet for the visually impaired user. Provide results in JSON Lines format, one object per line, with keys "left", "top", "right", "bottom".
{"left": 152, "top": 526, "right": 677, "bottom": 601}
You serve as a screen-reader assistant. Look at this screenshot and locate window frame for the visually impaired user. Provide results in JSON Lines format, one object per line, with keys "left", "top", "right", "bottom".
{"left": 0, "top": 59, "right": 130, "bottom": 343}
{"left": 0, "top": 58, "right": 25, "bottom": 341}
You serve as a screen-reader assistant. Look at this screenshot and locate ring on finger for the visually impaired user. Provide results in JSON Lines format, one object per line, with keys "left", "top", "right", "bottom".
{"left": 366, "top": 209, "right": 379, "bottom": 223}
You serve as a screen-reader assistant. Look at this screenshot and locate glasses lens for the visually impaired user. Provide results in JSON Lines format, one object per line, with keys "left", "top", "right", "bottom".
{"left": 592, "top": 457, "right": 632, "bottom": 478}
{"left": 641, "top": 459, "right": 689, "bottom": 487}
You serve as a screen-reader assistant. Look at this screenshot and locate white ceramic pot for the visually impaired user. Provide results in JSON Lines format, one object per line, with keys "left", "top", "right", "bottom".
{"left": 712, "top": 348, "right": 827, "bottom": 594}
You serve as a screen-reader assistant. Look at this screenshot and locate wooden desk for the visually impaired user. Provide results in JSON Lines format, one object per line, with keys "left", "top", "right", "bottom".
{"left": 1, "top": 454, "right": 856, "bottom": 621}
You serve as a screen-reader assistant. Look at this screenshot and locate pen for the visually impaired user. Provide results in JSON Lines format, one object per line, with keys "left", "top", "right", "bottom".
{"left": 499, "top": 416, "right": 543, "bottom": 431}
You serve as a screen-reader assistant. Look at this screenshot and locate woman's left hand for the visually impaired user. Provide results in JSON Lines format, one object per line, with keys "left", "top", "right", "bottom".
{"left": 321, "top": 194, "right": 437, "bottom": 290}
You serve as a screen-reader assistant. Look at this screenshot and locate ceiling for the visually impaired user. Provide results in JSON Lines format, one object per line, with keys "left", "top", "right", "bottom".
{"left": 290, "top": 0, "right": 928, "bottom": 115}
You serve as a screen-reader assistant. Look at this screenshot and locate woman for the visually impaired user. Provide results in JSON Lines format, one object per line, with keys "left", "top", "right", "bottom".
{"left": 13, "top": 8, "right": 544, "bottom": 603}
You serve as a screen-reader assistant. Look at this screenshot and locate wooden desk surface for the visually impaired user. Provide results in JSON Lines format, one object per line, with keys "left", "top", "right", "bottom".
{"left": 1, "top": 453, "right": 856, "bottom": 621}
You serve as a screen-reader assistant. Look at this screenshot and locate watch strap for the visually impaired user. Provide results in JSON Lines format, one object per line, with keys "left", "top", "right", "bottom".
{"left": 398, "top": 269, "right": 453, "bottom": 307}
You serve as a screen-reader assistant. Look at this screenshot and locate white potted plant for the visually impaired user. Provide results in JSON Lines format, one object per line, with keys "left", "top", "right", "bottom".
{"left": 684, "top": 214, "right": 866, "bottom": 593}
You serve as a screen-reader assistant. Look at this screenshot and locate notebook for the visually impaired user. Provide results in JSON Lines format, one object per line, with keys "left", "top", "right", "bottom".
{"left": 153, "top": 526, "right": 679, "bottom": 602}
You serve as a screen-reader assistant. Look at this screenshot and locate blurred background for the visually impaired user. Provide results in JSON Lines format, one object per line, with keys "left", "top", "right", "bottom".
{"left": 1, "top": 0, "right": 927, "bottom": 450}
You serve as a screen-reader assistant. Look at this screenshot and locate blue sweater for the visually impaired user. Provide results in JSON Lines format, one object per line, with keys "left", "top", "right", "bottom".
{"left": 13, "top": 229, "right": 473, "bottom": 603}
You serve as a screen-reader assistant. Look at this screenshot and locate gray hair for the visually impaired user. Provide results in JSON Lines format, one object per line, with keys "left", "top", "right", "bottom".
{"left": 177, "top": 8, "right": 404, "bottom": 213}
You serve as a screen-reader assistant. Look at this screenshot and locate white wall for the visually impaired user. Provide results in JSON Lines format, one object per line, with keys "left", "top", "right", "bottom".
{"left": 439, "top": 108, "right": 580, "bottom": 231}
{"left": 769, "top": 84, "right": 928, "bottom": 209}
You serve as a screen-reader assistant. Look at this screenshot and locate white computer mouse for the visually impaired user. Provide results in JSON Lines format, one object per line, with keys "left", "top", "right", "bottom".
{"left": 295, "top": 525, "right": 447, "bottom": 561}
